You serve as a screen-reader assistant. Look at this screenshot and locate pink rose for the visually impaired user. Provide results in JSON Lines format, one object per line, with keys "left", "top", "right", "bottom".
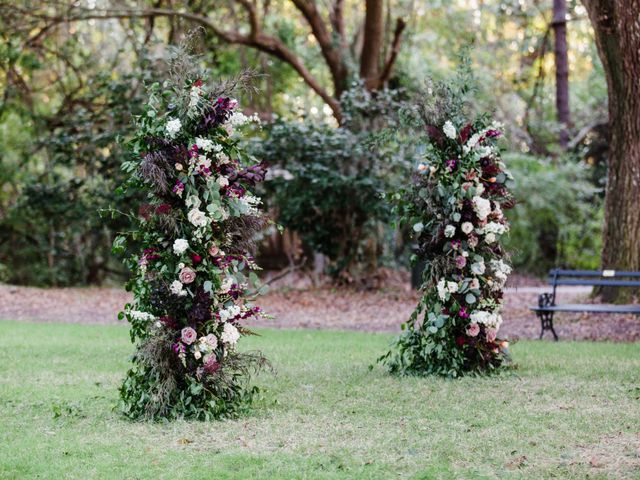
{"left": 179, "top": 267, "right": 196, "bottom": 284}
{"left": 455, "top": 255, "right": 467, "bottom": 269}
{"left": 466, "top": 323, "right": 480, "bottom": 337}
{"left": 181, "top": 327, "right": 197, "bottom": 345}
{"left": 468, "top": 234, "right": 479, "bottom": 248}
{"left": 486, "top": 327, "right": 497, "bottom": 342}
{"left": 209, "top": 244, "right": 219, "bottom": 256}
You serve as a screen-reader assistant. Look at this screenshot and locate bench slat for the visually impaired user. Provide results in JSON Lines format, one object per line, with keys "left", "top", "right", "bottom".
{"left": 550, "top": 279, "right": 640, "bottom": 287}
{"left": 531, "top": 304, "right": 640, "bottom": 314}
{"left": 549, "top": 269, "right": 640, "bottom": 278}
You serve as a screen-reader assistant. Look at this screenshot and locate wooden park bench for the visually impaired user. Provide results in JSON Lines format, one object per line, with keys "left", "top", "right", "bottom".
{"left": 530, "top": 269, "right": 640, "bottom": 340}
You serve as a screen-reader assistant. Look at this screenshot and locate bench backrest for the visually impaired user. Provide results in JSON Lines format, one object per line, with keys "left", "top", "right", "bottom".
{"left": 548, "top": 269, "right": 640, "bottom": 289}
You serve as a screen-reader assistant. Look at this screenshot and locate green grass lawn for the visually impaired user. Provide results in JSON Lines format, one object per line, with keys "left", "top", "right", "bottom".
{"left": 0, "top": 321, "right": 638, "bottom": 480}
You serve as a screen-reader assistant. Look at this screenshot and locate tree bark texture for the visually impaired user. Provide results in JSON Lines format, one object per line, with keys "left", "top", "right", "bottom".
{"left": 582, "top": 0, "right": 640, "bottom": 301}
{"left": 553, "top": 0, "right": 571, "bottom": 147}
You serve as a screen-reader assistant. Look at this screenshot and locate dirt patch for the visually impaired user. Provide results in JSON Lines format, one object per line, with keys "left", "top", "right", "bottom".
{"left": 0, "top": 281, "right": 638, "bottom": 341}
{"left": 563, "top": 432, "right": 640, "bottom": 479}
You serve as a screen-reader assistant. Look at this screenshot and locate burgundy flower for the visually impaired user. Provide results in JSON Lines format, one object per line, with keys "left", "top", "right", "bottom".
{"left": 138, "top": 204, "right": 152, "bottom": 220}
{"left": 142, "top": 248, "right": 161, "bottom": 262}
{"left": 155, "top": 203, "right": 172, "bottom": 215}
{"left": 485, "top": 129, "right": 501, "bottom": 138}
{"left": 191, "top": 253, "right": 202, "bottom": 264}
{"left": 459, "top": 123, "right": 474, "bottom": 143}
{"left": 203, "top": 355, "right": 221, "bottom": 374}
{"left": 160, "top": 316, "right": 179, "bottom": 330}
{"left": 455, "top": 336, "right": 466, "bottom": 347}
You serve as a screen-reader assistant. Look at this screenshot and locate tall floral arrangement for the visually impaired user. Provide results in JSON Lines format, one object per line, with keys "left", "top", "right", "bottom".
{"left": 114, "top": 45, "right": 269, "bottom": 420}
{"left": 379, "top": 73, "right": 515, "bottom": 377}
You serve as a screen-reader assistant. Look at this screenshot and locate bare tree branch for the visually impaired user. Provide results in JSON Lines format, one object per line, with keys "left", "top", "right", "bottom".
{"left": 9, "top": 4, "right": 343, "bottom": 121}
{"left": 378, "top": 17, "right": 406, "bottom": 87}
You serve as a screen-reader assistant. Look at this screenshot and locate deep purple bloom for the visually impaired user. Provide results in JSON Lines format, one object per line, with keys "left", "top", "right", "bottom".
{"left": 445, "top": 158, "right": 457, "bottom": 172}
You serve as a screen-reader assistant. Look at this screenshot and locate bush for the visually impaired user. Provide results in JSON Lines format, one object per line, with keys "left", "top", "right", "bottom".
{"left": 504, "top": 153, "right": 602, "bottom": 274}
{"left": 257, "top": 117, "right": 405, "bottom": 279}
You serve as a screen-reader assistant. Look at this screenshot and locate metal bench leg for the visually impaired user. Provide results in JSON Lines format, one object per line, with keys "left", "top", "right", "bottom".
{"left": 538, "top": 311, "right": 559, "bottom": 341}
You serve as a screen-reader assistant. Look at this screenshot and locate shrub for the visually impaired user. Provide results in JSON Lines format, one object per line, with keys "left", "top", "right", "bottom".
{"left": 257, "top": 120, "right": 398, "bottom": 279}
{"left": 504, "top": 153, "right": 602, "bottom": 274}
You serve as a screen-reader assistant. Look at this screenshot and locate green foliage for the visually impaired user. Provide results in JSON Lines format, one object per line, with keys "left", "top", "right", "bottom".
{"left": 504, "top": 153, "right": 602, "bottom": 274}
{"left": 258, "top": 120, "right": 388, "bottom": 273}
{"left": 0, "top": 61, "right": 150, "bottom": 285}
{"left": 256, "top": 86, "right": 410, "bottom": 278}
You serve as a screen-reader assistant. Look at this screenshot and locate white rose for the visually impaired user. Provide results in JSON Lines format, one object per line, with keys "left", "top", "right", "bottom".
{"left": 170, "top": 280, "right": 187, "bottom": 296}
{"left": 444, "top": 225, "right": 456, "bottom": 238}
{"left": 221, "top": 322, "right": 240, "bottom": 345}
{"left": 165, "top": 118, "right": 182, "bottom": 138}
{"left": 195, "top": 137, "right": 213, "bottom": 152}
{"left": 187, "top": 208, "right": 208, "bottom": 228}
{"left": 461, "top": 222, "right": 474, "bottom": 234}
{"left": 485, "top": 233, "right": 497, "bottom": 244}
{"left": 173, "top": 239, "right": 189, "bottom": 255}
{"left": 413, "top": 222, "right": 424, "bottom": 233}
{"left": 447, "top": 281, "right": 458, "bottom": 293}
{"left": 217, "top": 176, "right": 229, "bottom": 188}
{"left": 472, "top": 196, "right": 491, "bottom": 221}
{"left": 443, "top": 120, "right": 457, "bottom": 139}
{"left": 437, "top": 279, "right": 447, "bottom": 301}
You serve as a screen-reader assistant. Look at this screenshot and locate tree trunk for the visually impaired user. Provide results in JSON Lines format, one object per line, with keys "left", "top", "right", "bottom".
{"left": 360, "top": 0, "right": 384, "bottom": 89}
{"left": 553, "top": 0, "right": 570, "bottom": 147}
{"left": 582, "top": 0, "right": 640, "bottom": 302}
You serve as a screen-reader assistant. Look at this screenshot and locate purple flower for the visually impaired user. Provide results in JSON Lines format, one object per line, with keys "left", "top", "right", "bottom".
{"left": 451, "top": 239, "right": 462, "bottom": 250}
{"left": 459, "top": 307, "right": 470, "bottom": 319}
{"left": 485, "top": 129, "right": 502, "bottom": 138}
{"left": 455, "top": 255, "right": 467, "bottom": 269}
{"left": 172, "top": 342, "right": 186, "bottom": 355}
{"left": 445, "top": 158, "right": 457, "bottom": 172}
{"left": 172, "top": 180, "right": 185, "bottom": 196}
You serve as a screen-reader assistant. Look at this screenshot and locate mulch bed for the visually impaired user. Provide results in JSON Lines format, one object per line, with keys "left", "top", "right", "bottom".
{"left": 0, "top": 280, "right": 638, "bottom": 341}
